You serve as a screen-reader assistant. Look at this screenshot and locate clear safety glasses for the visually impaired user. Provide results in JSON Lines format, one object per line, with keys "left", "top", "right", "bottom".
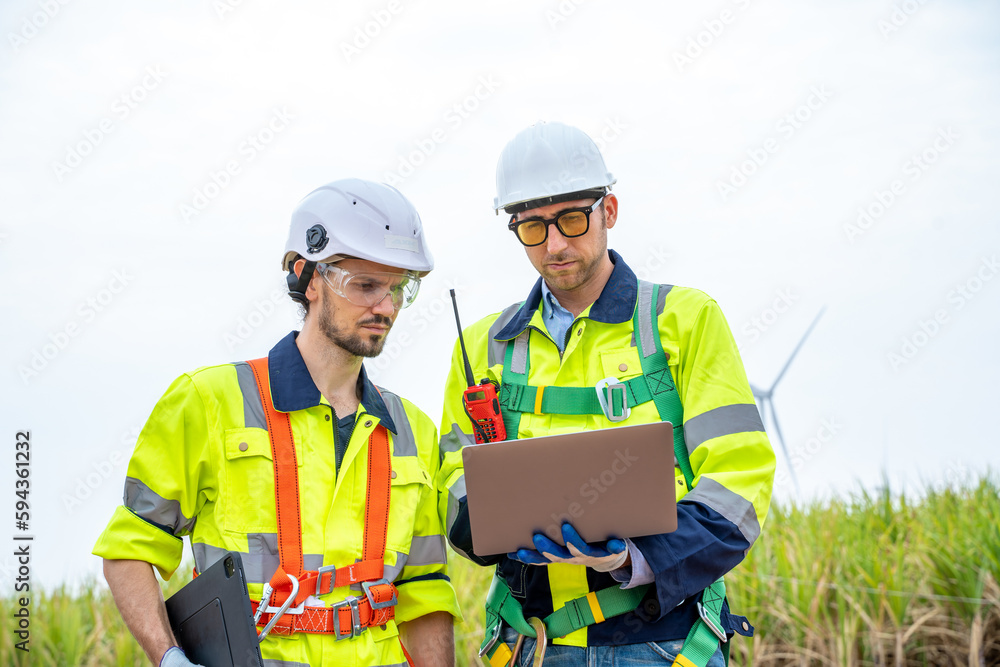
{"left": 318, "top": 264, "right": 421, "bottom": 310}
{"left": 507, "top": 196, "right": 604, "bottom": 247}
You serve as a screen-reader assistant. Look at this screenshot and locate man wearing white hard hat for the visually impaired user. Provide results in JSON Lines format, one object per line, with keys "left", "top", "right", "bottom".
{"left": 95, "top": 179, "right": 461, "bottom": 667}
{"left": 438, "top": 122, "right": 775, "bottom": 666}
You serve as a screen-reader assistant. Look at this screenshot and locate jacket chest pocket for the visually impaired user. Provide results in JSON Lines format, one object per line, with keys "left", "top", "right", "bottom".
{"left": 220, "top": 427, "right": 301, "bottom": 534}
{"left": 385, "top": 457, "right": 432, "bottom": 554}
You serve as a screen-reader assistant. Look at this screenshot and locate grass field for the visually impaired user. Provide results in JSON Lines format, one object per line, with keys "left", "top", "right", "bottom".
{"left": 3, "top": 476, "right": 997, "bottom": 666}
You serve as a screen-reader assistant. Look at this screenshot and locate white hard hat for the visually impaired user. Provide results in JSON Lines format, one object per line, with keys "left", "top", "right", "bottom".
{"left": 494, "top": 121, "right": 616, "bottom": 215}
{"left": 282, "top": 178, "right": 434, "bottom": 275}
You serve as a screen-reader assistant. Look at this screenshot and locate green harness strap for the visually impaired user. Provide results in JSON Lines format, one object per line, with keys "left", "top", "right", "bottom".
{"left": 485, "top": 280, "right": 730, "bottom": 667}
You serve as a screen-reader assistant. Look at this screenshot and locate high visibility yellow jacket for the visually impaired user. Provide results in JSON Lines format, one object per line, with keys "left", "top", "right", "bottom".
{"left": 438, "top": 251, "right": 775, "bottom": 647}
{"left": 94, "top": 332, "right": 461, "bottom": 667}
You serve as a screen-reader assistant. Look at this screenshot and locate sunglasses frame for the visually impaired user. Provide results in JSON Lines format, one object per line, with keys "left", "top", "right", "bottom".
{"left": 507, "top": 196, "right": 605, "bottom": 247}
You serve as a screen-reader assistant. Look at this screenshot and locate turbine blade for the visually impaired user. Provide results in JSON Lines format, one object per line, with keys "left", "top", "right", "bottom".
{"left": 769, "top": 402, "right": 800, "bottom": 496}
{"left": 771, "top": 307, "right": 826, "bottom": 391}
{"left": 749, "top": 382, "right": 765, "bottom": 399}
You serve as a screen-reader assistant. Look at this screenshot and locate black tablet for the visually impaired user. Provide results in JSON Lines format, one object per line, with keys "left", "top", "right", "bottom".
{"left": 165, "top": 551, "right": 264, "bottom": 667}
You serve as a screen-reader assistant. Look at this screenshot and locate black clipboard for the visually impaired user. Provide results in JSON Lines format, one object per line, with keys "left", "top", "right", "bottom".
{"left": 165, "top": 551, "right": 264, "bottom": 667}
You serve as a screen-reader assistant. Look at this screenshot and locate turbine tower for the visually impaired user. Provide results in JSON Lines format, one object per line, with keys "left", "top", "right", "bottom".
{"left": 750, "top": 307, "right": 825, "bottom": 497}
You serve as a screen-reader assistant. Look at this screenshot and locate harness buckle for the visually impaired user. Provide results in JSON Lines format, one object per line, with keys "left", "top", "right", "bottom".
{"left": 362, "top": 578, "right": 398, "bottom": 610}
{"left": 332, "top": 596, "right": 363, "bottom": 640}
{"left": 595, "top": 377, "right": 630, "bottom": 422}
{"left": 478, "top": 621, "right": 502, "bottom": 658}
{"left": 697, "top": 601, "right": 728, "bottom": 643}
{"left": 315, "top": 564, "right": 337, "bottom": 596}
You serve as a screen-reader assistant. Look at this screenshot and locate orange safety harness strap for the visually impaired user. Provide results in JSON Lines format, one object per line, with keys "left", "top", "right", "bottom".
{"left": 245, "top": 357, "right": 397, "bottom": 634}
{"left": 247, "top": 357, "right": 303, "bottom": 595}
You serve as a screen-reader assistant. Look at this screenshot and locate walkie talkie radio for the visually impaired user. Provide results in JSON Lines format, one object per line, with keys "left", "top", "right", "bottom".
{"left": 449, "top": 290, "right": 506, "bottom": 444}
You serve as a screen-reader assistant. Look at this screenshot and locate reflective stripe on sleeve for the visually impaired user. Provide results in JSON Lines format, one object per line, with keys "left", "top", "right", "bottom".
{"left": 444, "top": 473, "right": 466, "bottom": 536}
{"left": 124, "top": 477, "right": 195, "bottom": 535}
{"left": 407, "top": 535, "right": 447, "bottom": 567}
{"left": 440, "top": 424, "right": 474, "bottom": 454}
{"left": 683, "top": 477, "right": 761, "bottom": 545}
{"left": 263, "top": 659, "right": 311, "bottom": 667}
{"left": 234, "top": 361, "right": 267, "bottom": 430}
{"left": 683, "top": 403, "right": 765, "bottom": 453}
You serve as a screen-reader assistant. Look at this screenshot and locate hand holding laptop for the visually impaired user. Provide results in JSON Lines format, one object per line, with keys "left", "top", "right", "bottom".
{"left": 509, "top": 522, "right": 629, "bottom": 572}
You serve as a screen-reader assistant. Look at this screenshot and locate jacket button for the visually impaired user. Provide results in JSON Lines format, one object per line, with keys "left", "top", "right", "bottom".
{"left": 238, "top": 442, "right": 249, "bottom": 452}
{"left": 618, "top": 363, "right": 628, "bottom": 372}
{"left": 742, "top": 621, "right": 749, "bottom": 632}
{"left": 664, "top": 352, "right": 670, "bottom": 361}
{"left": 364, "top": 420, "right": 373, "bottom": 428}
{"left": 390, "top": 470, "right": 397, "bottom": 479}
{"left": 325, "top": 414, "right": 331, "bottom": 421}
{"left": 576, "top": 328, "right": 582, "bottom": 336}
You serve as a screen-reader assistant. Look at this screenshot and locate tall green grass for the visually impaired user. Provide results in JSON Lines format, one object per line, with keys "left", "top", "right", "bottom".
{"left": 4, "top": 477, "right": 997, "bottom": 666}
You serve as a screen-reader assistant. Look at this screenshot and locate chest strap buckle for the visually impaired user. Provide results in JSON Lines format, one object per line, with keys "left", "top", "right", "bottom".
{"left": 332, "top": 596, "right": 363, "bottom": 640}
{"left": 595, "top": 377, "right": 631, "bottom": 422}
{"left": 362, "top": 578, "right": 398, "bottom": 610}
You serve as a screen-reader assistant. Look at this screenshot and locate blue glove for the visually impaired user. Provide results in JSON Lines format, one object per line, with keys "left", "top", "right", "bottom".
{"left": 508, "top": 522, "right": 629, "bottom": 572}
{"left": 160, "top": 647, "right": 204, "bottom": 667}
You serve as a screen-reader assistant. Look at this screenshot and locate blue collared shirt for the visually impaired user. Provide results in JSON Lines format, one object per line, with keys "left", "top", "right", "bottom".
{"left": 540, "top": 281, "right": 576, "bottom": 352}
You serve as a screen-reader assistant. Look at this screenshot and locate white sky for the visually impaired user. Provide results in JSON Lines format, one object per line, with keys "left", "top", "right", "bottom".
{"left": 1, "top": 0, "right": 998, "bottom": 589}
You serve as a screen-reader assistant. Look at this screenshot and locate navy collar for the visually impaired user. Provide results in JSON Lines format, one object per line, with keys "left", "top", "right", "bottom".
{"left": 266, "top": 331, "right": 397, "bottom": 434}
{"left": 494, "top": 249, "right": 638, "bottom": 341}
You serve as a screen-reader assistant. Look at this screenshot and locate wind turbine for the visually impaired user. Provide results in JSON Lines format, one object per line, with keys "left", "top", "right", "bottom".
{"left": 750, "top": 307, "right": 825, "bottom": 497}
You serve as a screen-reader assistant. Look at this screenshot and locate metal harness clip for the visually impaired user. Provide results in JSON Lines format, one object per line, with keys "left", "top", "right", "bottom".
{"left": 362, "top": 578, "right": 398, "bottom": 610}
{"left": 595, "top": 376, "right": 631, "bottom": 422}
{"left": 332, "top": 596, "right": 363, "bottom": 641}
{"left": 478, "top": 621, "right": 501, "bottom": 658}
{"left": 257, "top": 573, "right": 301, "bottom": 643}
{"left": 697, "top": 601, "right": 728, "bottom": 643}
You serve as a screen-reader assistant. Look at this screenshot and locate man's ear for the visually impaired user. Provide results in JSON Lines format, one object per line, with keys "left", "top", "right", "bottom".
{"left": 602, "top": 194, "right": 618, "bottom": 230}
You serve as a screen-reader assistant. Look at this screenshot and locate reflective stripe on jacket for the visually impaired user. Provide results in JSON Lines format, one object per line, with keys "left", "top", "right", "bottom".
{"left": 438, "top": 250, "right": 775, "bottom": 647}
{"left": 95, "top": 331, "right": 461, "bottom": 667}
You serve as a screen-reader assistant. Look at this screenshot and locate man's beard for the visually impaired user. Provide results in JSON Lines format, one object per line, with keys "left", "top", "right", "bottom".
{"left": 318, "top": 297, "right": 393, "bottom": 358}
